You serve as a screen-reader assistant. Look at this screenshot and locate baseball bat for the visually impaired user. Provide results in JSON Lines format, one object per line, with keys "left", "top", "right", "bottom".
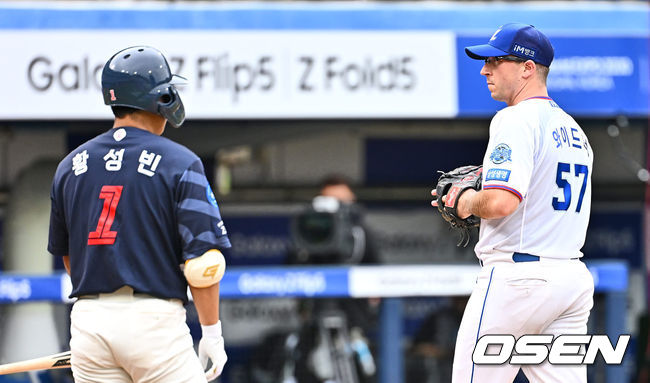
{"left": 0, "top": 351, "right": 71, "bottom": 375}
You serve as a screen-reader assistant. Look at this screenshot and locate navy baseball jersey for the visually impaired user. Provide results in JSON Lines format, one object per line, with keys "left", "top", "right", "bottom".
{"left": 48, "top": 126, "right": 231, "bottom": 302}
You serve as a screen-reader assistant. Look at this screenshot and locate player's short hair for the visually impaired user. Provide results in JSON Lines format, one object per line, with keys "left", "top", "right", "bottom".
{"left": 111, "top": 106, "right": 139, "bottom": 118}
{"left": 537, "top": 64, "right": 550, "bottom": 84}
{"left": 320, "top": 174, "right": 352, "bottom": 190}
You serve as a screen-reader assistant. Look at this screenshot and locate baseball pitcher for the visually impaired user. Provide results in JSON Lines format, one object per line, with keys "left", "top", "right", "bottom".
{"left": 433, "top": 23, "right": 594, "bottom": 383}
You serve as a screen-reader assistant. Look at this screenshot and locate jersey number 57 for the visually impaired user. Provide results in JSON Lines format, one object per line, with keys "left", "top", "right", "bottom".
{"left": 552, "top": 162, "right": 588, "bottom": 213}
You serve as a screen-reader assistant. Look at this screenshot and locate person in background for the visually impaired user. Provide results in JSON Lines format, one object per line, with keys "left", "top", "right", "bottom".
{"left": 316, "top": 174, "right": 380, "bottom": 265}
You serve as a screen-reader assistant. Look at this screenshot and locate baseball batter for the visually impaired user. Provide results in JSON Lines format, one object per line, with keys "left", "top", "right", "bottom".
{"left": 433, "top": 23, "right": 594, "bottom": 382}
{"left": 48, "top": 46, "right": 230, "bottom": 382}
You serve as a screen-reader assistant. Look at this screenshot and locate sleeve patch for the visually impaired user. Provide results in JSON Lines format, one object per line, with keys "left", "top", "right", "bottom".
{"left": 206, "top": 185, "right": 219, "bottom": 208}
{"left": 485, "top": 168, "right": 511, "bottom": 182}
{"left": 489, "top": 143, "right": 512, "bottom": 164}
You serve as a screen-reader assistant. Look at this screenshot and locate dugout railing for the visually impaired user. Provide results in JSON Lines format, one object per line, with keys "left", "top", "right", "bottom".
{"left": 0, "top": 261, "right": 629, "bottom": 383}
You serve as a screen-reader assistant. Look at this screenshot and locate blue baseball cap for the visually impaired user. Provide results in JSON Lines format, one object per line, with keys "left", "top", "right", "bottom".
{"left": 465, "top": 23, "right": 554, "bottom": 67}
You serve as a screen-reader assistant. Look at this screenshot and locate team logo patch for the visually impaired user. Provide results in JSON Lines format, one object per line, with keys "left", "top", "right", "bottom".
{"left": 490, "top": 27, "right": 502, "bottom": 41}
{"left": 485, "top": 168, "right": 511, "bottom": 182}
{"left": 113, "top": 128, "right": 126, "bottom": 142}
{"left": 206, "top": 185, "right": 219, "bottom": 208}
{"left": 512, "top": 44, "right": 536, "bottom": 58}
{"left": 489, "top": 143, "right": 512, "bottom": 164}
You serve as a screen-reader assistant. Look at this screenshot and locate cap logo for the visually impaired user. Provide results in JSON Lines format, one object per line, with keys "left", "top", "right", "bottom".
{"left": 512, "top": 44, "right": 536, "bottom": 58}
{"left": 489, "top": 28, "right": 502, "bottom": 42}
{"left": 109, "top": 89, "right": 117, "bottom": 101}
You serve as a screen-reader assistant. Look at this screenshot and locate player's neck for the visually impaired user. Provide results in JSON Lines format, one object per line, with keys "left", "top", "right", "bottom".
{"left": 113, "top": 112, "right": 167, "bottom": 136}
{"left": 509, "top": 83, "right": 549, "bottom": 107}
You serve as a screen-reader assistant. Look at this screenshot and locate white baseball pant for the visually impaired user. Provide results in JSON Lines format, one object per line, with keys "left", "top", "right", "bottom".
{"left": 452, "top": 258, "right": 594, "bottom": 383}
{"left": 69, "top": 286, "right": 207, "bottom": 383}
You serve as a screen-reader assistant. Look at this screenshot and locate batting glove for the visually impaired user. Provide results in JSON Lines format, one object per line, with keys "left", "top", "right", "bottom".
{"left": 198, "top": 321, "right": 227, "bottom": 381}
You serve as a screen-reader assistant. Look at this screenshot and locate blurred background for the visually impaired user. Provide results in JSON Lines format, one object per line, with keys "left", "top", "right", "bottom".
{"left": 0, "top": 1, "right": 648, "bottom": 383}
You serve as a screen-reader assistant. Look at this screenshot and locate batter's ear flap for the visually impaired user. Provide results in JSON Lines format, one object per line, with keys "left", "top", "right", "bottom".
{"left": 158, "top": 86, "right": 185, "bottom": 128}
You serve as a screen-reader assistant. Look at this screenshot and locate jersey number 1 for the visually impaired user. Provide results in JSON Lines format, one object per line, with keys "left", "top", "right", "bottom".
{"left": 88, "top": 185, "right": 123, "bottom": 245}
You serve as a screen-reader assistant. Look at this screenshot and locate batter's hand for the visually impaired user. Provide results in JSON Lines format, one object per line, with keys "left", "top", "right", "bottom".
{"left": 199, "top": 321, "right": 227, "bottom": 381}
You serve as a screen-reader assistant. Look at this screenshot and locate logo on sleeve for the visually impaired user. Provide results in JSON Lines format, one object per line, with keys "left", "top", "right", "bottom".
{"left": 206, "top": 185, "right": 219, "bottom": 208}
{"left": 489, "top": 143, "right": 512, "bottom": 164}
{"left": 485, "top": 168, "right": 511, "bottom": 182}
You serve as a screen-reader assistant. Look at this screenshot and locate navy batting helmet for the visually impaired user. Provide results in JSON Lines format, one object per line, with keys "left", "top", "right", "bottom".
{"left": 101, "top": 46, "right": 186, "bottom": 128}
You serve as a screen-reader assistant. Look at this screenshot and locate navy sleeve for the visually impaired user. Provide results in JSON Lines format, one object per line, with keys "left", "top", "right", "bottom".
{"left": 176, "top": 159, "right": 231, "bottom": 260}
{"left": 48, "top": 178, "right": 69, "bottom": 257}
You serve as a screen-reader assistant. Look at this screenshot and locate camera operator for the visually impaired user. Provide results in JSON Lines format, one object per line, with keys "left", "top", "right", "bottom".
{"left": 288, "top": 175, "right": 379, "bottom": 383}
{"left": 289, "top": 175, "right": 379, "bottom": 266}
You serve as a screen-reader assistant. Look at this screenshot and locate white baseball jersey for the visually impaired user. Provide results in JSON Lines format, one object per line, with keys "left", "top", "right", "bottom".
{"left": 475, "top": 97, "right": 593, "bottom": 263}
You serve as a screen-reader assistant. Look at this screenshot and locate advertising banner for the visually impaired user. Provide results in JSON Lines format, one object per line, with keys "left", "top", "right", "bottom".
{"left": 457, "top": 36, "right": 649, "bottom": 117}
{"left": 0, "top": 31, "right": 457, "bottom": 119}
{"left": 0, "top": 4, "right": 647, "bottom": 118}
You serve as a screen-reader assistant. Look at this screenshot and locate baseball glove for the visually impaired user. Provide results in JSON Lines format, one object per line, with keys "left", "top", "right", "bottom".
{"left": 434, "top": 165, "right": 483, "bottom": 247}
